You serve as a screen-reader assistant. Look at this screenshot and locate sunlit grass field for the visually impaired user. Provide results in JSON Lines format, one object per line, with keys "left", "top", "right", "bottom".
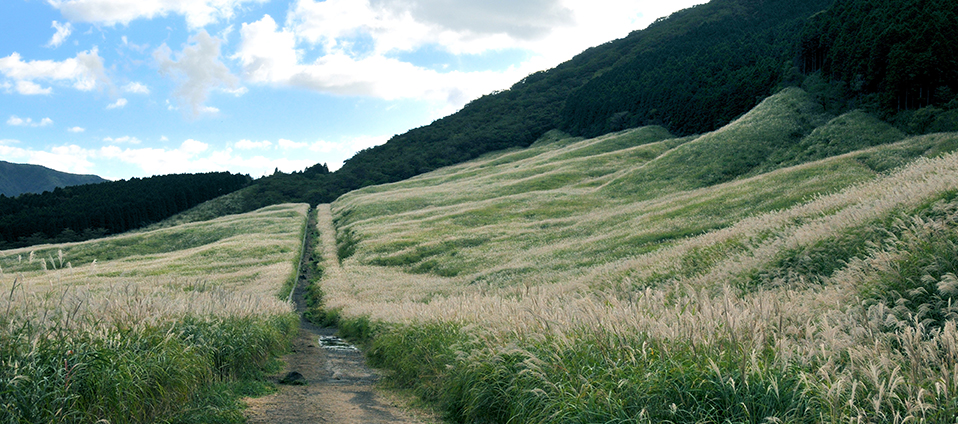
{"left": 321, "top": 88, "right": 958, "bottom": 422}
{"left": 0, "top": 204, "right": 308, "bottom": 423}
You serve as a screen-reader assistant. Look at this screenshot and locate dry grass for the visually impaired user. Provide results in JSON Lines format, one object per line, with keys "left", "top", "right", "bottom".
{"left": 0, "top": 203, "right": 308, "bottom": 423}
{"left": 0, "top": 203, "right": 306, "bottom": 328}
{"left": 320, "top": 90, "right": 958, "bottom": 421}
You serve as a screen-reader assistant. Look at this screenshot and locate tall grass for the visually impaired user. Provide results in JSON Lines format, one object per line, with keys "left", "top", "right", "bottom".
{"left": 319, "top": 89, "right": 958, "bottom": 423}
{"left": 0, "top": 204, "right": 308, "bottom": 423}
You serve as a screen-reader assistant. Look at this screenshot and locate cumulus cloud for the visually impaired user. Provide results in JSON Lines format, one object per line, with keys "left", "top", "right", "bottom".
{"left": 235, "top": 139, "right": 272, "bottom": 149}
{"left": 0, "top": 139, "right": 96, "bottom": 174}
{"left": 234, "top": 0, "right": 705, "bottom": 112}
{"left": 7, "top": 116, "right": 53, "bottom": 127}
{"left": 369, "top": 0, "right": 574, "bottom": 42}
{"left": 96, "top": 139, "right": 312, "bottom": 177}
{"left": 235, "top": 14, "right": 522, "bottom": 107}
{"left": 154, "top": 31, "right": 241, "bottom": 118}
{"left": 48, "top": 0, "right": 269, "bottom": 29}
{"left": 106, "top": 98, "right": 128, "bottom": 109}
{"left": 123, "top": 82, "right": 150, "bottom": 94}
{"left": 15, "top": 80, "right": 53, "bottom": 95}
{"left": 67, "top": 126, "right": 85, "bottom": 132}
{"left": 46, "top": 21, "right": 73, "bottom": 48}
{"left": 278, "top": 139, "right": 307, "bottom": 149}
{"left": 0, "top": 48, "right": 111, "bottom": 94}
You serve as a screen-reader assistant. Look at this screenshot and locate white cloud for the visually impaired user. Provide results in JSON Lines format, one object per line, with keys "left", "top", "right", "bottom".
{"left": 7, "top": 115, "right": 53, "bottom": 127}
{"left": 154, "top": 31, "right": 241, "bottom": 118}
{"left": 278, "top": 139, "right": 307, "bottom": 149}
{"left": 67, "top": 126, "right": 85, "bottom": 132}
{"left": 100, "top": 139, "right": 210, "bottom": 175}
{"left": 15, "top": 80, "right": 53, "bottom": 95}
{"left": 234, "top": 0, "right": 705, "bottom": 112}
{"left": 46, "top": 21, "right": 73, "bottom": 48}
{"left": 0, "top": 48, "right": 111, "bottom": 94}
{"left": 308, "top": 134, "right": 389, "bottom": 171}
{"left": 235, "top": 15, "right": 522, "bottom": 108}
{"left": 121, "top": 36, "right": 149, "bottom": 53}
{"left": 235, "top": 139, "right": 272, "bottom": 149}
{"left": 106, "top": 98, "right": 128, "bottom": 109}
{"left": 103, "top": 136, "right": 141, "bottom": 144}
{"left": 0, "top": 139, "right": 96, "bottom": 174}
{"left": 48, "top": 0, "right": 269, "bottom": 29}
{"left": 123, "top": 82, "right": 150, "bottom": 94}
{"left": 181, "top": 139, "right": 209, "bottom": 154}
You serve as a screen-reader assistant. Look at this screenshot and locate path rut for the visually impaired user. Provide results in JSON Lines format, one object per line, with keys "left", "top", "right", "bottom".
{"left": 244, "top": 204, "right": 437, "bottom": 424}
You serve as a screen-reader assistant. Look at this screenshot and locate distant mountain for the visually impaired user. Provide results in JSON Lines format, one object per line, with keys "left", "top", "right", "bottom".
{"left": 0, "top": 161, "right": 108, "bottom": 197}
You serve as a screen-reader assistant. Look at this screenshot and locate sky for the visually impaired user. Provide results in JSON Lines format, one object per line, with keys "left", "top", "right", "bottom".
{"left": 0, "top": 0, "right": 705, "bottom": 180}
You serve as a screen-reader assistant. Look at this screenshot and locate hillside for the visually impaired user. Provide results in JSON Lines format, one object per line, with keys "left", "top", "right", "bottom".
{"left": 0, "top": 160, "right": 107, "bottom": 197}
{"left": 237, "top": 0, "right": 957, "bottom": 212}
{"left": 234, "top": 0, "right": 838, "bottom": 209}
{"left": 315, "top": 88, "right": 958, "bottom": 422}
{"left": 0, "top": 204, "right": 307, "bottom": 422}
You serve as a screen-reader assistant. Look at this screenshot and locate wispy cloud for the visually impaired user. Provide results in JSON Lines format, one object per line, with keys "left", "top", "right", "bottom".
{"left": 46, "top": 20, "right": 73, "bottom": 48}
{"left": 154, "top": 31, "right": 241, "bottom": 118}
{"left": 106, "top": 98, "right": 128, "bottom": 109}
{"left": 123, "top": 82, "right": 150, "bottom": 94}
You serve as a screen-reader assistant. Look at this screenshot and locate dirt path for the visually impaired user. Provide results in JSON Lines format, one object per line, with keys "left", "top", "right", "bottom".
{"left": 244, "top": 205, "right": 438, "bottom": 424}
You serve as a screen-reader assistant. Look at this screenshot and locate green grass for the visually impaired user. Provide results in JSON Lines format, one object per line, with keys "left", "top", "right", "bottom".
{"left": 324, "top": 88, "right": 958, "bottom": 423}
{"left": 0, "top": 204, "right": 308, "bottom": 423}
{"left": 0, "top": 312, "right": 297, "bottom": 424}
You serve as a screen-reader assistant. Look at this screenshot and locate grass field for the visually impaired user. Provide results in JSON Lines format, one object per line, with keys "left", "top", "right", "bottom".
{"left": 0, "top": 204, "right": 308, "bottom": 423}
{"left": 319, "top": 88, "right": 958, "bottom": 422}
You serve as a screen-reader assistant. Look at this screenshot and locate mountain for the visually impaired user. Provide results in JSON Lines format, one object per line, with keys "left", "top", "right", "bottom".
{"left": 0, "top": 160, "right": 108, "bottom": 197}
{"left": 237, "top": 0, "right": 838, "bottom": 209}
{"left": 241, "top": 0, "right": 957, "bottom": 210}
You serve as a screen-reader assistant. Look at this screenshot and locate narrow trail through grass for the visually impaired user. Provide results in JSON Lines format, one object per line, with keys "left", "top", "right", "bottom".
{"left": 244, "top": 205, "right": 437, "bottom": 424}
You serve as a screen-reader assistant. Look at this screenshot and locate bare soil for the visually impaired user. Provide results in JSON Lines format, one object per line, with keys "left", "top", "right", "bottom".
{"left": 243, "top": 205, "right": 439, "bottom": 424}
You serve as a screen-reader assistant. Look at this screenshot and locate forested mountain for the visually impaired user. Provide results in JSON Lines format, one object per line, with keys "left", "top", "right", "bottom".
{"left": 242, "top": 0, "right": 958, "bottom": 210}
{"left": 799, "top": 0, "right": 958, "bottom": 130}
{"left": 0, "top": 172, "right": 251, "bottom": 248}
{"left": 239, "top": 0, "right": 839, "bottom": 208}
{"left": 7, "top": 0, "right": 957, "bottom": 248}
{"left": 0, "top": 160, "right": 107, "bottom": 197}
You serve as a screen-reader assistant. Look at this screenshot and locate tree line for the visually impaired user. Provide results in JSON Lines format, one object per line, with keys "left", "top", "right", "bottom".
{"left": 0, "top": 172, "right": 251, "bottom": 249}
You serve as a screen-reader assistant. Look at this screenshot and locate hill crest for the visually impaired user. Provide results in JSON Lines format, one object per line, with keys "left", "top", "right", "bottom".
{"left": 0, "top": 160, "right": 107, "bottom": 197}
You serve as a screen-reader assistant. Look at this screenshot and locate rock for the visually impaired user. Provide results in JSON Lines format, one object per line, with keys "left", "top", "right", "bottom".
{"left": 279, "top": 371, "right": 307, "bottom": 385}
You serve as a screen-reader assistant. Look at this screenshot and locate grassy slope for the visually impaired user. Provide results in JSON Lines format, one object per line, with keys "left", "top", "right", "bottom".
{"left": 324, "top": 88, "right": 958, "bottom": 422}
{"left": 0, "top": 204, "right": 308, "bottom": 423}
{"left": 333, "top": 88, "right": 938, "bottom": 284}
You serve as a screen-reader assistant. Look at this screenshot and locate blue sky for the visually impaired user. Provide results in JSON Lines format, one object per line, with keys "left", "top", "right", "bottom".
{"left": 0, "top": 0, "right": 703, "bottom": 180}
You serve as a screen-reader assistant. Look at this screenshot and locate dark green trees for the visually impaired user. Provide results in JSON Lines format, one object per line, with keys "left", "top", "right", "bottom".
{"left": 0, "top": 172, "right": 250, "bottom": 248}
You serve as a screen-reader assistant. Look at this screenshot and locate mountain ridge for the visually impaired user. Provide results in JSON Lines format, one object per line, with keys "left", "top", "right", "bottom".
{"left": 0, "top": 160, "right": 107, "bottom": 197}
